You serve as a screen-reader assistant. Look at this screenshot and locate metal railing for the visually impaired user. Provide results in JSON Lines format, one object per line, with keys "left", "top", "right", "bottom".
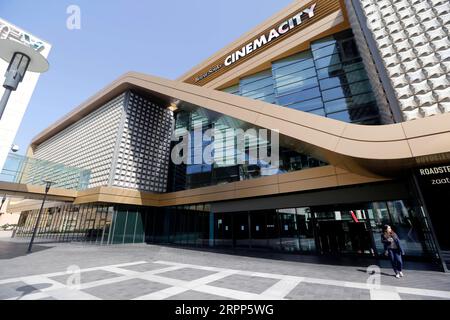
{"left": 0, "top": 153, "right": 91, "bottom": 191}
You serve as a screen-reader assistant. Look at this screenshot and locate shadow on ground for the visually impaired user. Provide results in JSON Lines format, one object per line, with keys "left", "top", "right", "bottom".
{"left": 0, "top": 240, "right": 54, "bottom": 259}
{"left": 15, "top": 283, "right": 52, "bottom": 299}
{"left": 149, "top": 243, "right": 444, "bottom": 273}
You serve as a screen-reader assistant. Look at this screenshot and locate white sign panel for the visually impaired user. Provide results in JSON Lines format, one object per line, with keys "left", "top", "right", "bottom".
{"left": 0, "top": 18, "right": 51, "bottom": 172}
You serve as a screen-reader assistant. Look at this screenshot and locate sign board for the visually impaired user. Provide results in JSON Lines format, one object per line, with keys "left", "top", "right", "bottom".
{"left": 416, "top": 165, "right": 450, "bottom": 188}
{"left": 0, "top": 18, "right": 51, "bottom": 173}
{"left": 187, "top": 0, "right": 341, "bottom": 85}
{"left": 0, "top": 20, "right": 45, "bottom": 52}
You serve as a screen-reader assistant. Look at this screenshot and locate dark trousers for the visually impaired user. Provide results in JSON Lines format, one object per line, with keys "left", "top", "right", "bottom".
{"left": 388, "top": 249, "right": 403, "bottom": 273}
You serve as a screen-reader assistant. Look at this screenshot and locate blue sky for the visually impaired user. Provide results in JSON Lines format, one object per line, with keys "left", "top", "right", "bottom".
{"left": 0, "top": 0, "right": 292, "bottom": 154}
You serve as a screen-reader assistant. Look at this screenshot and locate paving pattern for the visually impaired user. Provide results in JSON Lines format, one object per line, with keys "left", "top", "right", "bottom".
{"left": 1, "top": 259, "right": 450, "bottom": 300}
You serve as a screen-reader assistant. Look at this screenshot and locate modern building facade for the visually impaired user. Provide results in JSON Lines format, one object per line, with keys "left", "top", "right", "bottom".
{"left": 0, "top": 18, "right": 51, "bottom": 171}
{"left": 9, "top": 0, "right": 450, "bottom": 270}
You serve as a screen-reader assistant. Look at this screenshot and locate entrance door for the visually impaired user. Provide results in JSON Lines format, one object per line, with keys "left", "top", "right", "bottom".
{"left": 233, "top": 212, "right": 250, "bottom": 248}
{"left": 214, "top": 212, "right": 233, "bottom": 247}
{"left": 314, "top": 209, "right": 374, "bottom": 255}
{"left": 422, "top": 188, "right": 450, "bottom": 251}
{"left": 415, "top": 168, "right": 450, "bottom": 252}
{"left": 317, "top": 220, "right": 346, "bottom": 254}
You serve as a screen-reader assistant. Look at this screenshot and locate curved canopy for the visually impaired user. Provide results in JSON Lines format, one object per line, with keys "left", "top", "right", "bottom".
{"left": 31, "top": 72, "right": 450, "bottom": 176}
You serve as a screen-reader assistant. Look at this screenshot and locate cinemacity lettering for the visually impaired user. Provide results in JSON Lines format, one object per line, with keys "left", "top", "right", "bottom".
{"left": 224, "top": 3, "right": 316, "bottom": 67}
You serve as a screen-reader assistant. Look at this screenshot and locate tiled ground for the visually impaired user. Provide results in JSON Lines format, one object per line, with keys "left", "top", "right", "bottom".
{"left": 158, "top": 267, "right": 216, "bottom": 281}
{"left": 82, "top": 278, "right": 170, "bottom": 300}
{"left": 1, "top": 240, "right": 450, "bottom": 300}
{"left": 209, "top": 274, "right": 279, "bottom": 294}
{"left": 50, "top": 269, "right": 120, "bottom": 285}
{"left": 286, "top": 282, "right": 371, "bottom": 300}
{"left": 0, "top": 281, "right": 40, "bottom": 300}
{"left": 1, "top": 260, "right": 450, "bottom": 300}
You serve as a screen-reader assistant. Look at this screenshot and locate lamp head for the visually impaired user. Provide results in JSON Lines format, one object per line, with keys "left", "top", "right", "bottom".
{"left": 42, "top": 180, "right": 54, "bottom": 193}
{"left": 0, "top": 38, "right": 49, "bottom": 73}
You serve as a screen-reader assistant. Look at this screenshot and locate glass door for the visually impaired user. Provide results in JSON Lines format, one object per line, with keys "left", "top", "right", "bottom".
{"left": 214, "top": 212, "right": 233, "bottom": 248}
{"left": 313, "top": 206, "right": 374, "bottom": 255}
{"left": 233, "top": 212, "right": 250, "bottom": 248}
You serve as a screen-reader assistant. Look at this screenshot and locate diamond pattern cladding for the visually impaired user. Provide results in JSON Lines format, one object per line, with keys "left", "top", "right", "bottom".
{"left": 359, "top": 0, "right": 450, "bottom": 120}
{"left": 112, "top": 92, "right": 173, "bottom": 192}
{"left": 33, "top": 94, "right": 125, "bottom": 188}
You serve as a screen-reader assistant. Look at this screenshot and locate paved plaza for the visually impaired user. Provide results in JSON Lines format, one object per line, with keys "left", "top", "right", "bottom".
{"left": 0, "top": 239, "right": 449, "bottom": 300}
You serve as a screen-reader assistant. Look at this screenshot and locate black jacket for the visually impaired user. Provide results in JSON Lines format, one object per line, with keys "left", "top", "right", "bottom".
{"left": 381, "top": 233, "right": 404, "bottom": 255}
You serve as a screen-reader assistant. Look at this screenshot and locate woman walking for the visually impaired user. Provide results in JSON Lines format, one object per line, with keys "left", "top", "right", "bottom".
{"left": 382, "top": 225, "right": 405, "bottom": 278}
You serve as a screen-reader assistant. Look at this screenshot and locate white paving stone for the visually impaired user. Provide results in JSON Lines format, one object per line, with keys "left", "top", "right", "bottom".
{"left": 1, "top": 259, "right": 450, "bottom": 300}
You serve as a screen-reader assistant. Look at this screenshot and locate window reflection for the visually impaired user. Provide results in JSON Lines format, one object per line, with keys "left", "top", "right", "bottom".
{"left": 14, "top": 198, "right": 436, "bottom": 260}
{"left": 221, "top": 29, "right": 381, "bottom": 126}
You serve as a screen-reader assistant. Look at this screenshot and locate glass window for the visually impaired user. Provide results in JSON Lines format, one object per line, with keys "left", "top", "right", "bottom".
{"left": 278, "top": 208, "right": 301, "bottom": 252}
{"left": 319, "top": 68, "right": 368, "bottom": 90}
{"left": 327, "top": 110, "right": 351, "bottom": 122}
{"left": 219, "top": 29, "right": 380, "bottom": 126}
{"left": 241, "top": 85, "right": 275, "bottom": 99}
{"left": 324, "top": 98, "right": 349, "bottom": 114}
{"left": 311, "top": 42, "right": 339, "bottom": 60}
{"left": 352, "top": 92, "right": 376, "bottom": 107}
{"left": 274, "top": 71, "right": 318, "bottom": 95}
{"left": 222, "top": 84, "right": 239, "bottom": 95}
{"left": 239, "top": 70, "right": 275, "bottom": 103}
{"left": 347, "top": 105, "right": 379, "bottom": 122}
{"left": 322, "top": 86, "right": 346, "bottom": 102}
{"left": 314, "top": 53, "right": 343, "bottom": 69}
{"left": 124, "top": 210, "right": 137, "bottom": 243}
{"left": 286, "top": 98, "right": 324, "bottom": 112}
{"left": 240, "top": 69, "right": 272, "bottom": 84}
{"left": 310, "top": 36, "right": 336, "bottom": 51}
{"left": 266, "top": 210, "right": 281, "bottom": 251}
{"left": 387, "top": 201, "right": 428, "bottom": 257}
{"left": 272, "top": 51, "right": 313, "bottom": 70}
{"left": 111, "top": 209, "right": 126, "bottom": 244}
{"left": 250, "top": 211, "right": 268, "bottom": 249}
{"left": 272, "top": 60, "right": 315, "bottom": 79}
{"left": 295, "top": 207, "right": 316, "bottom": 252}
{"left": 240, "top": 78, "right": 274, "bottom": 95}
{"left": 341, "top": 38, "right": 360, "bottom": 60}
{"left": 309, "top": 108, "right": 326, "bottom": 117}
{"left": 277, "top": 87, "right": 321, "bottom": 106}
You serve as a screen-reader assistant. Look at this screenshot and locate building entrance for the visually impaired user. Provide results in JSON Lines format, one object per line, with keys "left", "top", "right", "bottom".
{"left": 416, "top": 168, "right": 450, "bottom": 252}
{"left": 208, "top": 199, "right": 433, "bottom": 259}
{"left": 313, "top": 209, "right": 375, "bottom": 256}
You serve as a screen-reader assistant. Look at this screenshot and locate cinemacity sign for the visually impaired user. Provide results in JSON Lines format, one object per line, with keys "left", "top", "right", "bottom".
{"left": 194, "top": 3, "right": 317, "bottom": 83}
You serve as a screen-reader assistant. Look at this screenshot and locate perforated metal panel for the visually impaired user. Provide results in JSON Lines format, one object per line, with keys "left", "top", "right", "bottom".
{"left": 32, "top": 91, "right": 174, "bottom": 192}
{"left": 33, "top": 94, "right": 125, "bottom": 188}
{"left": 112, "top": 92, "right": 173, "bottom": 192}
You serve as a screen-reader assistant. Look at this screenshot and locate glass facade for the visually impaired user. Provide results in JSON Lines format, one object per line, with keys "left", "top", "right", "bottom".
{"left": 168, "top": 106, "right": 326, "bottom": 191}
{"left": 0, "top": 153, "right": 91, "bottom": 190}
{"left": 208, "top": 200, "right": 435, "bottom": 258}
{"left": 222, "top": 29, "right": 381, "bottom": 125}
{"left": 15, "top": 198, "right": 437, "bottom": 260}
{"left": 16, "top": 204, "right": 133, "bottom": 245}
{"left": 166, "top": 29, "right": 380, "bottom": 192}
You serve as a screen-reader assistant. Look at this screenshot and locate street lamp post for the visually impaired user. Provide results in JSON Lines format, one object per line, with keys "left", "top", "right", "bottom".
{"left": 0, "top": 38, "right": 49, "bottom": 121}
{"left": 27, "top": 181, "right": 53, "bottom": 253}
{"left": 0, "top": 194, "right": 6, "bottom": 211}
